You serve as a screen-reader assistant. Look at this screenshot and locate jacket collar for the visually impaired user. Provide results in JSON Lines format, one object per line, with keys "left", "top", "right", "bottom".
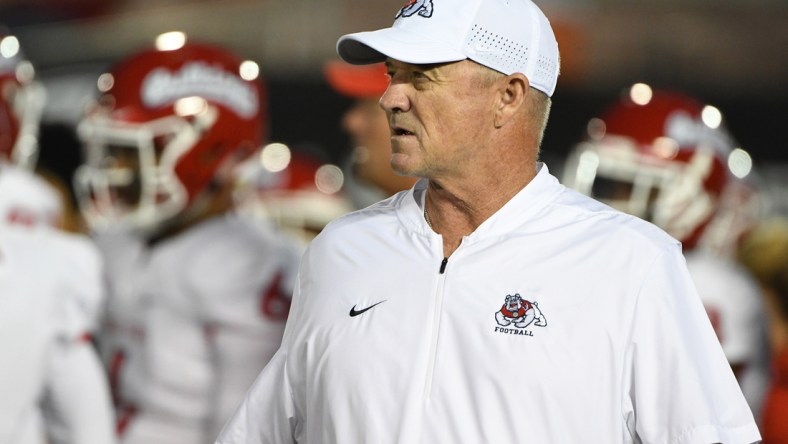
{"left": 398, "top": 163, "right": 563, "bottom": 240}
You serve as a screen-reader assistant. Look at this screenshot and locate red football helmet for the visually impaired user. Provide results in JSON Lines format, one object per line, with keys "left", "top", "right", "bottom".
{"left": 234, "top": 143, "right": 353, "bottom": 244}
{"left": 0, "top": 30, "right": 46, "bottom": 169}
{"left": 75, "top": 41, "right": 266, "bottom": 234}
{"left": 562, "top": 87, "right": 749, "bottom": 251}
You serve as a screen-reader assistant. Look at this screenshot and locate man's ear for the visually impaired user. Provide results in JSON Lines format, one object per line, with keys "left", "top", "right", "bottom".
{"left": 494, "top": 73, "right": 529, "bottom": 128}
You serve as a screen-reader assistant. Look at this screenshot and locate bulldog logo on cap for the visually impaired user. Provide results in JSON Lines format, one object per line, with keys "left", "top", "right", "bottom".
{"left": 395, "top": 0, "right": 433, "bottom": 18}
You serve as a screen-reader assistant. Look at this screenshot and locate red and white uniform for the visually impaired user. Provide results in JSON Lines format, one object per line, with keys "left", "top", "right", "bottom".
{"left": 0, "top": 226, "right": 116, "bottom": 444}
{"left": 0, "top": 163, "right": 62, "bottom": 228}
{"left": 95, "top": 213, "right": 301, "bottom": 444}
{"left": 218, "top": 164, "right": 759, "bottom": 444}
{"left": 685, "top": 250, "right": 770, "bottom": 419}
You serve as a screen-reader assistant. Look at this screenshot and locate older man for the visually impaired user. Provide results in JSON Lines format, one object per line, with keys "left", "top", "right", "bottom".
{"left": 217, "top": 1, "right": 760, "bottom": 443}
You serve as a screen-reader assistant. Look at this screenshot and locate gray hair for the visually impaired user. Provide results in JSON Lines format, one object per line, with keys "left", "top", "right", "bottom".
{"left": 471, "top": 61, "right": 552, "bottom": 151}
{"left": 528, "top": 88, "right": 552, "bottom": 150}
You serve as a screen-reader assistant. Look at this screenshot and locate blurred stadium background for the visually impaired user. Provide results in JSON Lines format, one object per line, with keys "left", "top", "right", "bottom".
{"left": 2, "top": 0, "right": 787, "bottom": 212}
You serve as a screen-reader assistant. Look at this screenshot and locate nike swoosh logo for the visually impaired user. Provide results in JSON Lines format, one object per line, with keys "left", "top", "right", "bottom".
{"left": 349, "top": 300, "right": 386, "bottom": 317}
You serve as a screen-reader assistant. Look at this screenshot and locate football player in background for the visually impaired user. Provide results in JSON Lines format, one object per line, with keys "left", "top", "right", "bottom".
{"left": 1, "top": 27, "right": 116, "bottom": 444}
{"left": 323, "top": 60, "right": 417, "bottom": 208}
{"left": 233, "top": 61, "right": 414, "bottom": 246}
{"left": 562, "top": 85, "right": 770, "bottom": 419}
{"left": 74, "top": 37, "right": 303, "bottom": 443}
{"left": 0, "top": 28, "right": 64, "bottom": 228}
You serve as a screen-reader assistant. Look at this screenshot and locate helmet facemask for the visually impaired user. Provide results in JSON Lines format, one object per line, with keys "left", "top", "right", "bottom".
{"left": 74, "top": 42, "right": 265, "bottom": 236}
{"left": 75, "top": 105, "right": 219, "bottom": 236}
{"left": 566, "top": 136, "right": 720, "bottom": 244}
{"left": 562, "top": 89, "right": 741, "bottom": 251}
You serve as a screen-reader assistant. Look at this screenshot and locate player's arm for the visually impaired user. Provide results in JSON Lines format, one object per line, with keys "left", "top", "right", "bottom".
{"left": 214, "top": 349, "right": 297, "bottom": 444}
{"left": 212, "top": 257, "right": 308, "bottom": 444}
{"left": 207, "top": 320, "right": 285, "bottom": 439}
{"left": 41, "top": 335, "right": 117, "bottom": 444}
{"left": 42, "top": 232, "right": 116, "bottom": 444}
{"left": 206, "top": 265, "right": 295, "bottom": 442}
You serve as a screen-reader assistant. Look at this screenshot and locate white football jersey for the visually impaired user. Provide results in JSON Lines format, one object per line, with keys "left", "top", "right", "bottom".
{"left": 685, "top": 250, "right": 770, "bottom": 420}
{"left": 218, "top": 164, "right": 760, "bottom": 444}
{"left": 0, "top": 163, "right": 62, "bottom": 228}
{"left": 0, "top": 226, "right": 115, "bottom": 444}
{"left": 94, "top": 213, "right": 302, "bottom": 444}
{"left": 0, "top": 163, "right": 104, "bottom": 335}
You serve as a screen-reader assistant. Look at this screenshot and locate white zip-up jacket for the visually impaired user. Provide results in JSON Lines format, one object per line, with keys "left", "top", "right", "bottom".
{"left": 218, "top": 164, "right": 760, "bottom": 444}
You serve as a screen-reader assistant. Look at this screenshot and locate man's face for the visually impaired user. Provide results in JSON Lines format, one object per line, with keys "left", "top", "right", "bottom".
{"left": 380, "top": 59, "right": 498, "bottom": 180}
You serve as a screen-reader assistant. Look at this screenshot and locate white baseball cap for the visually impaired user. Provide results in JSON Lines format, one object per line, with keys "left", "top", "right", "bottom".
{"left": 336, "top": 0, "right": 560, "bottom": 97}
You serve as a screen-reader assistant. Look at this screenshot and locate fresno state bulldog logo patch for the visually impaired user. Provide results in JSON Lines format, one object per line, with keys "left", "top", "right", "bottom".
{"left": 395, "top": 0, "right": 433, "bottom": 18}
{"left": 494, "top": 293, "right": 547, "bottom": 336}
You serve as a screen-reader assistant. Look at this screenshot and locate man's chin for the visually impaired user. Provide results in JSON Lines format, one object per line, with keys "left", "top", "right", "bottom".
{"left": 390, "top": 155, "right": 419, "bottom": 178}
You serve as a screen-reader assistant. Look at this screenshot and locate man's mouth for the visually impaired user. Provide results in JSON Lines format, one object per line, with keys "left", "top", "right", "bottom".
{"left": 392, "top": 126, "right": 414, "bottom": 136}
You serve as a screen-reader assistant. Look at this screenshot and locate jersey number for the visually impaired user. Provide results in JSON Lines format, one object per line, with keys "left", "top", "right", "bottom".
{"left": 260, "top": 272, "right": 291, "bottom": 321}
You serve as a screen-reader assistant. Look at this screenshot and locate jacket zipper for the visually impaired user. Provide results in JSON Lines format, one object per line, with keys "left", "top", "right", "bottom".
{"left": 439, "top": 257, "right": 448, "bottom": 274}
{"left": 424, "top": 256, "right": 449, "bottom": 399}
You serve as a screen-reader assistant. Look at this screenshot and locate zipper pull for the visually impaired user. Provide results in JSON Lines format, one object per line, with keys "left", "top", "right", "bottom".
{"left": 439, "top": 257, "right": 448, "bottom": 274}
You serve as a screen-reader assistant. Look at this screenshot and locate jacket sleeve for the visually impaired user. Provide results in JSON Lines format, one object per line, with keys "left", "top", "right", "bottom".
{"left": 622, "top": 244, "right": 761, "bottom": 444}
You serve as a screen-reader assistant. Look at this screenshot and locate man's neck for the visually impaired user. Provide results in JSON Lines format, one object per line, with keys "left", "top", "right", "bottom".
{"left": 424, "top": 163, "right": 537, "bottom": 257}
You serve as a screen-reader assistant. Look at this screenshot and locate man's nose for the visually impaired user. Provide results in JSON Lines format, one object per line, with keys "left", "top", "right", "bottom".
{"left": 379, "top": 81, "right": 409, "bottom": 114}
